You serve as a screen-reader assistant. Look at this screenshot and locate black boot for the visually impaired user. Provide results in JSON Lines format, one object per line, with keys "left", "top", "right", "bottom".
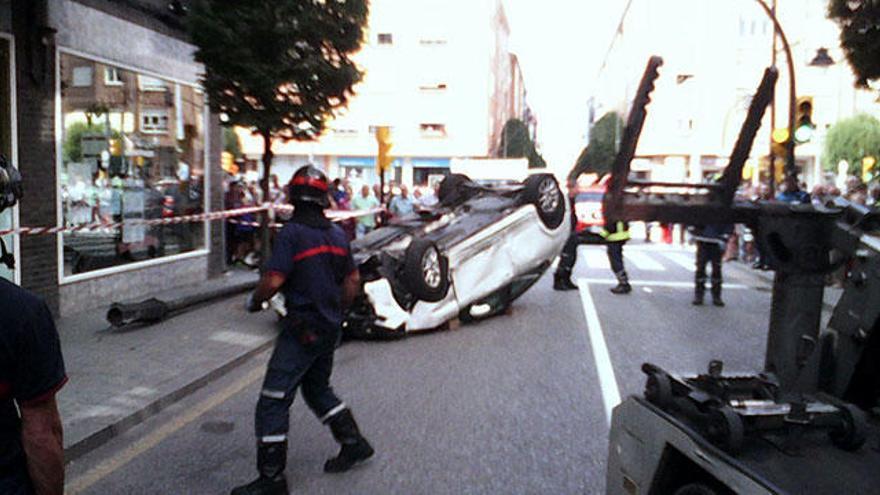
{"left": 692, "top": 278, "right": 705, "bottom": 306}
{"left": 711, "top": 280, "right": 724, "bottom": 306}
{"left": 231, "top": 442, "right": 288, "bottom": 495}
{"left": 324, "top": 409, "right": 374, "bottom": 473}
{"left": 553, "top": 272, "right": 578, "bottom": 291}
{"left": 610, "top": 271, "right": 631, "bottom": 295}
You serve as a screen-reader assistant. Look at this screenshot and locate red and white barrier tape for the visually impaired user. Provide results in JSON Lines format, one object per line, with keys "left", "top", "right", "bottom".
{"left": 0, "top": 205, "right": 385, "bottom": 237}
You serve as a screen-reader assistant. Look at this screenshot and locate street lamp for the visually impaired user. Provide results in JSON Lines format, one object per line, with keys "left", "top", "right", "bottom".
{"left": 809, "top": 48, "right": 835, "bottom": 68}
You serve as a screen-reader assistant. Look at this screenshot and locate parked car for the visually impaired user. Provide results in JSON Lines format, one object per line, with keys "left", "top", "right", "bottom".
{"left": 343, "top": 172, "right": 569, "bottom": 339}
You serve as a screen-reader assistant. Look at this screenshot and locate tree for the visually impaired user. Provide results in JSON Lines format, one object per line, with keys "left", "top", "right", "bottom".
{"left": 223, "top": 127, "right": 242, "bottom": 159}
{"left": 187, "top": 0, "right": 369, "bottom": 258}
{"left": 823, "top": 113, "right": 880, "bottom": 176}
{"left": 569, "top": 111, "right": 623, "bottom": 180}
{"left": 828, "top": 0, "right": 880, "bottom": 88}
{"left": 497, "top": 118, "right": 547, "bottom": 169}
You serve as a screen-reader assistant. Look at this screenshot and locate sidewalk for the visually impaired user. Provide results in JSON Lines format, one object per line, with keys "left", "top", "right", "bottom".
{"left": 56, "top": 269, "right": 278, "bottom": 462}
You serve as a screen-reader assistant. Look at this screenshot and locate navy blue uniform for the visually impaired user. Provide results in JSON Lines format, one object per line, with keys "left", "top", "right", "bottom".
{"left": 256, "top": 217, "right": 356, "bottom": 444}
{"left": 0, "top": 280, "right": 67, "bottom": 495}
{"left": 690, "top": 223, "right": 734, "bottom": 299}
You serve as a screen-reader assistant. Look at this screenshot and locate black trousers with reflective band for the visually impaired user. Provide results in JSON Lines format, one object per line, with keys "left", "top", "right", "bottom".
{"left": 556, "top": 232, "right": 579, "bottom": 276}
{"left": 255, "top": 324, "right": 343, "bottom": 443}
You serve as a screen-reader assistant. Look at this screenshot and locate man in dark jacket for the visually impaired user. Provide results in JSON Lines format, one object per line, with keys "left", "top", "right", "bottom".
{"left": 232, "top": 165, "right": 373, "bottom": 495}
{"left": 690, "top": 223, "right": 734, "bottom": 306}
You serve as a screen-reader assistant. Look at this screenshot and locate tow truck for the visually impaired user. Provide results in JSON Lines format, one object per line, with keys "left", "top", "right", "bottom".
{"left": 603, "top": 57, "right": 880, "bottom": 494}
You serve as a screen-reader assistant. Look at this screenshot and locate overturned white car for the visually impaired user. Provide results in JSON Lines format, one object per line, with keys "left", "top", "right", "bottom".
{"left": 344, "top": 173, "right": 569, "bottom": 339}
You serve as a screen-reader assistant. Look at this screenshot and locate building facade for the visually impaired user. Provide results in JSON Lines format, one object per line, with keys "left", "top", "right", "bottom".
{"left": 0, "top": 0, "right": 224, "bottom": 316}
{"left": 592, "top": 0, "right": 880, "bottom": 186}
{"left": 237, "top": 0, "right": 530, "bottom": 188}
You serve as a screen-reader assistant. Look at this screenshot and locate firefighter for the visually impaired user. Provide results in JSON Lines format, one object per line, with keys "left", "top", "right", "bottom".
{"left": 231, "top": 165, "right": 373, "bottom": 495}
{"left": 689, "top": 223, "right": 733, "bottom": 306}
{"left": 601, "top": 220, "right": 632, "bottom": 294}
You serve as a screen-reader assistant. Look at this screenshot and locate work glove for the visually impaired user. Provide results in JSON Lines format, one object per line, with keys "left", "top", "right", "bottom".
{"left": 245, "top": 293, "right": 263, "bottom": 313}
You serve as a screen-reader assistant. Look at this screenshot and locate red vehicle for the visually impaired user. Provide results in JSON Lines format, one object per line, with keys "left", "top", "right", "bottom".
{"left": 573, "top": 175, "right": 609, "bottom": 243}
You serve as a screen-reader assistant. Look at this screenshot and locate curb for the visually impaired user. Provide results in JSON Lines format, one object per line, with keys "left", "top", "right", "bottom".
{"left": 64, "top": 337, "right": 274, "bottom": 463}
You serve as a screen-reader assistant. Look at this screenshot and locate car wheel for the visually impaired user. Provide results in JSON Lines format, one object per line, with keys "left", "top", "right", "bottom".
{"left": 523, "top": 174, "right": 565, "bottom": 229}
{"left": 438, "top": 173, "right": 473, "bottom": 207}
{"left": 402, "top": 239, "right": 449, "bottom": 302}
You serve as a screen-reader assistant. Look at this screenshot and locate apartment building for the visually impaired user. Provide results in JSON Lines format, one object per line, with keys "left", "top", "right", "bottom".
{"left": 238, "top": 0, "right": 531, "bottom": 188}
{"left": 593, "top": 0, "right": 880, "bottom": 186}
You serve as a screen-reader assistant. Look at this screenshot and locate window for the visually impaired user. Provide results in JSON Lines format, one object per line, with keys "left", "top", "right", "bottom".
{"left": 332, "top": 128, "right": 358, "bottom": 137}
{"left": 60, "top": 53, "right": 206, "bottom": 277}
{"left": 72, "top": 66, "right": 93, "bottom": 87}
{"left": 105, "top": 67, "right": 123, "bottom": 86}
{"left": 140, "top": 110, "right": 170, "bottom": 133}
{"left": 377, "top": 33, "right": 393, "bottom": 45}
{"left": 419, "top": 123, "right": 447, "bottom": 138}
{"left": 368, "top": 125, "right": 394, "bottom": 134}
{"left": 419, "top": 38, "right": 447, "bottom": 46}
{"left": 139, "top": 75, "right": 167, "bottom": 91}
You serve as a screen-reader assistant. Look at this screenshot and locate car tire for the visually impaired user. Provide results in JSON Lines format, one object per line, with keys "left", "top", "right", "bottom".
{"left": 402, "top": 239, "right": 449, "bottom": 302}
{"left": 523, "top": 173, "right": 565, "bottom": 229}
{"left": 438, "top": 173, "right": 473, "bottom": 207}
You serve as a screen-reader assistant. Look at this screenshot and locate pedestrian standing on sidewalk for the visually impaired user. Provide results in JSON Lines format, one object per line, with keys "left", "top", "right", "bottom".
{"left": 0, "top": 155, "right": 67, "bottom": 495}
{"left": 232, "top": 165, "right": 373, "bottom": 495}
{"left": 689, "top": 223, "right": 734, "bottom": 306}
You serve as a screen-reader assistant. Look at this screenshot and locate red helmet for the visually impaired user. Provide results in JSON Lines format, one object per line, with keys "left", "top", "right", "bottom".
{"left": 288, "top": 165, "right": 330, "bottom": 208}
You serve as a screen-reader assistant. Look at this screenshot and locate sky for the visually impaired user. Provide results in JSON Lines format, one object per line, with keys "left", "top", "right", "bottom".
{"left": 503, "top": 0, "right": 629, "bottom": 177}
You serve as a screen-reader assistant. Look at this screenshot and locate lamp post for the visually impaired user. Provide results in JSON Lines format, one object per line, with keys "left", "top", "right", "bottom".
{"left": 753, "top": 0, "right": 798, "bottom": 190}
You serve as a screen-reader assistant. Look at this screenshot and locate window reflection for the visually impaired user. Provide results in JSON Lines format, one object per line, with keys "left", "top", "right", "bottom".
{"left": 60, "top": 53, "right": 206, "bottom": 276}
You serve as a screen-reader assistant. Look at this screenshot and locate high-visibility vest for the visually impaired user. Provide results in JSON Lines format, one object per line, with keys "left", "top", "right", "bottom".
{"left": 600, "top": 221, "right": 631, "bottom": 242}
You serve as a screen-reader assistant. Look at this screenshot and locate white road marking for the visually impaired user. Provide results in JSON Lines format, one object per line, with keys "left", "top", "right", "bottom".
{"left": 663, "top": 252, "right": 696, "bottom": 270}
{"left": 624, "top": 251, "right": 665, "bottom": 271}
{"left": 581, "top": 278, "right": 748, "bottom": 289}
{"left": 576, "top": 278, "right": 621, "bottom": 426}
{"left": 210, "top": 330, "right": 266, "bottom": 347}
{"left": 583, "top": 248, "right": 610, "bottom": 269}
{"left": 642, "top": 287, "right": 653, "bottom": 293}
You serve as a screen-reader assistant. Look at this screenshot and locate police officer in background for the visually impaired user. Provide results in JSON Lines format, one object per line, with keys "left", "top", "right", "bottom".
{"left": 689, "top": 223, "right": 734, "bottom": 306}
{"left": 0, "top": 155, "right": 67, "bottom": 495}
{"left": 602, "top": 220, "right": 632, "bottom": 295}
{"left": 553, "top": 179, "right": 580, "bottom": 291}
{"left": 232, "top": 165, "right": 373, "bottom": 495}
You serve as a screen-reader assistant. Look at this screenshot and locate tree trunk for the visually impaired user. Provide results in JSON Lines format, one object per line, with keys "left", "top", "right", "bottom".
{"left": 259, "top": 130, "right": 274, "bottom": 266}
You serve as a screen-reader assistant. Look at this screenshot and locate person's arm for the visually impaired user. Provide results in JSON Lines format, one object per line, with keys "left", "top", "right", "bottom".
{"left": 341, "top": 269, "right": 361, "bottom": 309}
{"left": 251, "top": 271, "right": 287, "bottom": 307}
{"left": 20, "top": 397, "right": 64, "bottom": 495}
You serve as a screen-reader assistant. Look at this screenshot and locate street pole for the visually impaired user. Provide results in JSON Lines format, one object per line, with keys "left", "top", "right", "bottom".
{"left": 754, "top": 0, "right": 798, "bottom": 189}
{"left": 768, "top": 0, "right": 777, "bottom": 197}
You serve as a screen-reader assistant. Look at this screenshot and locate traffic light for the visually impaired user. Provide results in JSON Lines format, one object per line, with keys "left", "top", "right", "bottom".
{"left": 771, "top": 127, "right": 789, "bottom": 158}
{"left": 863, "top": 156, "right": 876, "bottom": 183}
{"left": 794, "top": 96, "right": 815, "bottom": 144}
{"left": 375, "top": 126, "right": 393, "bottom": 172}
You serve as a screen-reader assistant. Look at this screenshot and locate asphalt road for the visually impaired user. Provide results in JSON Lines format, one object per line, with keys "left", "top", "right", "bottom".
{"left": 65, "top": 243, "right": 774, "bottom": 495}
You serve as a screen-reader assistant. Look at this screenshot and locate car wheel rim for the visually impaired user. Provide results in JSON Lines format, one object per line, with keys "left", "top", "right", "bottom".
{"left": 538, "top": 178, "right": 560, "bottom": 213}
{"left": 422, "top": 248, "right": 442, "bottom": 289}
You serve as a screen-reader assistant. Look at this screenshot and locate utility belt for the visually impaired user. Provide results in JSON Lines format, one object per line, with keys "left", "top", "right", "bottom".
{"left": 282, "top": 308, "right": 340, "bottom": 349}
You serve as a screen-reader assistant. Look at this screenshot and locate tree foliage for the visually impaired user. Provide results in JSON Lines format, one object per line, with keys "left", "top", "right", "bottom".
{"left": 823, "top": 113, "right": 880, "bottom": 175}
{"left": 188, "top": 0, "right": 368, "bottom": 141}
{"left": 497, "top": 118, "right": 546, "bottom": 169}
{"left": 569, "top": 111, "right": 623, "bottom": 180}
{"left": 828, "top": 0, "right": 880, "bottom": 88}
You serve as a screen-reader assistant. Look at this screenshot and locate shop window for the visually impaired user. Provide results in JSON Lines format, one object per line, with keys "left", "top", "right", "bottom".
{"left": 60, "top": 53, "right": 206, "bottom": 277}
{"left": 140, "top": 110, "right": 170, "bottom": 133}
{"left": 0, "top": 38, "right": 13, "bottom": 282}
{"left": 419, "top": 123, "right": 447, "bottom": 138}
{"left": 72, "top": 66, "right": 93, "bottom": 87}
{"left": 377, "top": 33, "right": 393, "bottom": 45}
{"left": 105, "top": 67, "right": 123, "bottom": 86}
